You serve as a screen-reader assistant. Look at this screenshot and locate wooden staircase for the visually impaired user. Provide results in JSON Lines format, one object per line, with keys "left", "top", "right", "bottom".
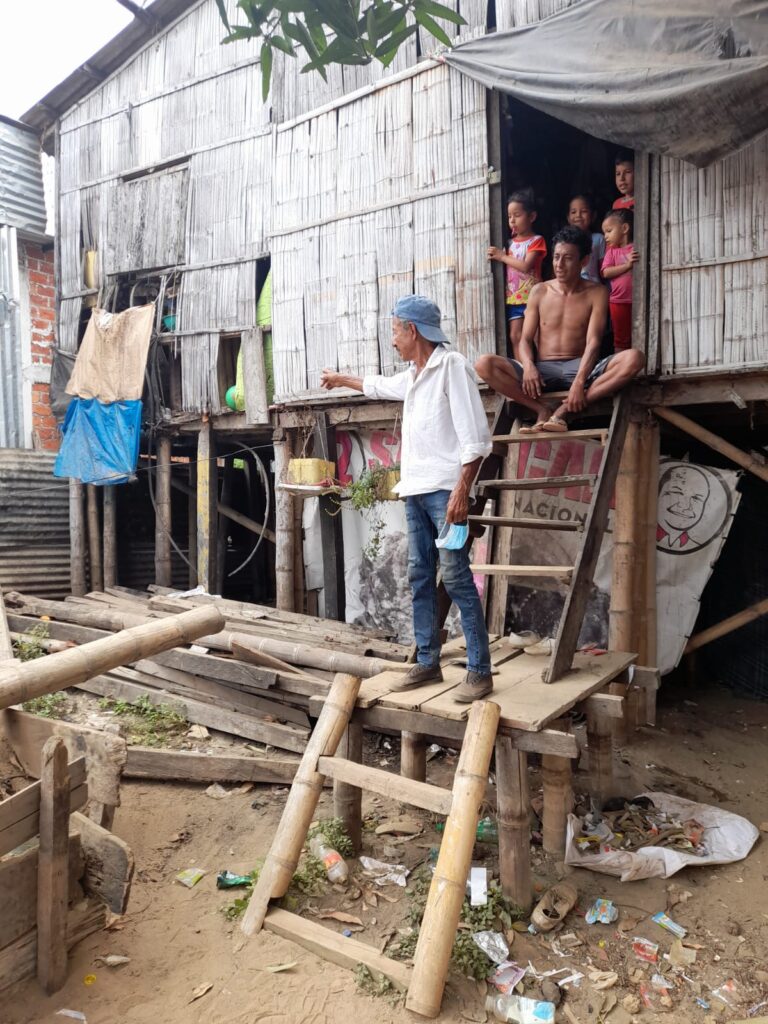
{"left": 472, "top": 393, "right": 631, "bottom": 683}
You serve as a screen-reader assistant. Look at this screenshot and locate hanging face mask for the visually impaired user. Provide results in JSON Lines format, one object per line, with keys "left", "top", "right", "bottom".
{"left": 435, "top": 521, "right": 469, "bottom": 550}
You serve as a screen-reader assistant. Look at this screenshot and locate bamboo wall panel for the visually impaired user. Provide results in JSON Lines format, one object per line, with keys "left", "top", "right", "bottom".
{"left": 660, "top": 135, "right": 768, "bottom": 373}
{"left": 178, "top": 262, "right": 257, "bottom": 334}
{"left": 375, "top": 204, "right": 414, "bottom": 375}
{"left": 304, "top": 227, "right": 338, "bottom": 389}
{"left": 104, "top": 167, "right": 189, "bottom": 274}
{"left": 336, "top": 216, "right": 380, "bottom": 377}
{"left": 180, "top": 332, "right": 221, "bottom": 414}
{"left": 496, "top": 0, "right": 577, "bottom": 29}
{"left": 271, "top": 232, "right": 309, "bottom": 395}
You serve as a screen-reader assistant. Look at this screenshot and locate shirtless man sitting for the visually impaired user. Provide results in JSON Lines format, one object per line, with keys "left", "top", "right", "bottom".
{"left": 475, "top": 225, "right": 644, "bottom": 433}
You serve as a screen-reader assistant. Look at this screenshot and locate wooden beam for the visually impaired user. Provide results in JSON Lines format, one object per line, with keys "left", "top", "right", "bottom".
{"left": 400, "top": 731, "right": 427, "bottom": 783}
{"left": 495, "top": 738, "right": 531, "bottom": 913}
{"left": 541, "top": 746, "right": 572, "bottom": 858}
{"left": 654, "top": 405, "right": 768, "bottom": 483}
{"left": 123, "top": 746, "right": 302, "bottom": 784}
{"left": 86, "top": 485, "right": 103, "bottom": 592}
{"left": 171, "top": 475, "right": 276, "bottom": 543}
{"left": 273, "top": 428, "right": 295, "bottom": 611}
{"left": 586, "top": 710, "right": 613, "bottom": 811}
{"left": 242, "top": 327, "right": 270, "bottom": 425}
{"left": 196, "top": 421, "right": 218, "bottom": 592}
{"left": 37, "top": 738, "right": 70, "bottom": 994}
{"left": 264, "top": 908, "right": 411, "bottom": 992}
{"left": 609, "top": 416, "right": 642, "bottom": 655}
{"left": 314, "top": 412, "right": 345, "bottom": 621}
{"left": 0, "top": 757, "right": 86, "bottom": 858}
{"left": 69, "top": 478, "right": 87, "bottom": 597}
{"left": 71, "top": 811, "right": 134, "bottom": 915}
{"left": 154, "top": 435, "right": 172, "bottom": 588}
{"left": 318, "top": 756, "right": 452, "bottom": 815}
{"left": 187, "top": 461, "right": 198, "bottom": 587}
{"left": 102, "top": 485, "right": 117, "bottom": 589}
{"left": 333, "top": 723, "right": 363, "bottom": 853}
{"left": 685, "top": 596, "right": 768, "bottom": 654}
{"left": 0, "top": 589, "right": 13, "bottom": 662}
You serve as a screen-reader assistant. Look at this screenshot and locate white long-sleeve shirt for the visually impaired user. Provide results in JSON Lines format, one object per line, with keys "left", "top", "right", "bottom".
{"left": 362, "top": 344, "right": 491, "bottom": 497}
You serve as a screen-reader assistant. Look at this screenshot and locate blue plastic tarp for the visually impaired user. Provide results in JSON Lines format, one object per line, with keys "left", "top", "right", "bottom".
{"left": 53, "top": 397, "right": 142, "bottom": 485}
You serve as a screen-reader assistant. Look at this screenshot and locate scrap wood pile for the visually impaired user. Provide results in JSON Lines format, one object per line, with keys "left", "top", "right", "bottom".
{"left": 4, "top": 586, "right": 411, "bottom": 754}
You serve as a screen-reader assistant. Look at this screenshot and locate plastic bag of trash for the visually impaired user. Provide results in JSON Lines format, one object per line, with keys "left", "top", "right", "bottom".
{"left": 565, "top": 791, "right": 758, "bottom": 881}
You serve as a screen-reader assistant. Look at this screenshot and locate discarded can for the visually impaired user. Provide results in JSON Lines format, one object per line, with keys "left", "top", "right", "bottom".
{"left": 632, "top": 937, "right": 659, "bottom": 963}
{"left": 585, "top": 899, "right": 618, "bottom": 925}
{"left": 216, "top": 870, "right": 252, "bottom": 889}
{"left": 651, "top": 911, "right": 686, "bottom": 939}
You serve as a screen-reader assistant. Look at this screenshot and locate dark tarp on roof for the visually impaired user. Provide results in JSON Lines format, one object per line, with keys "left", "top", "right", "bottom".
{"left": 444, "top": 0, "right": 768, "bottom": 167}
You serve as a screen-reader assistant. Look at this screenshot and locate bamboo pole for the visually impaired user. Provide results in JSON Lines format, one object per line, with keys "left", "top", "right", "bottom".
{"left": 293, "top": 495, "right": 305, "bottom": 614}
{"left": 86, "top": 485, "right": 103, "bottom": 592}
{"left": 197, "top": 422, "right": 218, "bottom": 593}
{"left": 36, "top": 737, "right": 69, "bottom": 994}
{"left": 0, "top": 605, "right": 224, "bottom": 711}
{"left": 333, "top": 721, "right": 363, "bottom": 853}
{"left": 69, "top": 479, "right": 86, "bottom": 598}
{"left": 495, "top": 737, "right": 532, "bottom": 912}
{"left": 102, "top": 486, "right": 117, "bottom": 590}
{"left": 273, "top": 429, "right": 295, "bottom": 611}
{"left": 241, "top": 673, "right": 362, "bottom": 937}
{"left": 231, "top": 634, "right": 408, "bottom": 678}
{"left": 406, "top": 700, "right": 500, "bottom": 1019}
{"left": 685, "top": 596, "right": 768, "bottom": 654}
{"left": 541, "top": 719, "right": 573, "bottom": 859}
{"left": 187, "top": 462, "right": 198, "bottom": 588}
{"left": 401, "top": 732, "right": 427, "bottom": 783}
{"left": 155, "top": 436, "right": 172, "bottom": 588}
{"left": 171, "top": 476, "right": 276, "bottom": 543}
{"left": 5, "top": 594, "right": 153, "bottom": 632}
{"left": 654, "top": 406, "right": 768, "bottom": 484}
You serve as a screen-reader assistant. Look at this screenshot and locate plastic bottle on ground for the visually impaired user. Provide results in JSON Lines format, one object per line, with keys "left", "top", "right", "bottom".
{"left": 485, "top": 993, "right": 555, "bottom": 1024}
{"left": 309, "top": 835, "right": 349, "bottom": 883}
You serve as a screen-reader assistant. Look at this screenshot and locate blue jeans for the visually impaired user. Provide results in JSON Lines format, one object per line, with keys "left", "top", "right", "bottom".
{"left": 405, "top": 490, "right": 491, "bottom": 675}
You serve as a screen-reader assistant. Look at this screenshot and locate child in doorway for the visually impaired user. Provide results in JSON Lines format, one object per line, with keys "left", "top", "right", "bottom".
{"left": 487, "top": 189, "right": 546, "bottom": 359}
{"left": 601, "top": 208, "right": 637, "bottom": 352}
{"left": 613, "top": 151, "right": 635, "bottom": 210}
{"left": 567, "top": 193, "right": 605, "bottom": 284}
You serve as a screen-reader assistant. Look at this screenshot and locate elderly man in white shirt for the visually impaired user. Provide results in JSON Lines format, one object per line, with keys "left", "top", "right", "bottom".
{"left": 321, "top": 294, "right": 493, "bottom": 702}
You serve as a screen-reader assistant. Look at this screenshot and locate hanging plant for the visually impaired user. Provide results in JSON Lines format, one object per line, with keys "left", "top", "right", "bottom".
{"left": 347, "top": 463, "right": 400, "bottom": 560}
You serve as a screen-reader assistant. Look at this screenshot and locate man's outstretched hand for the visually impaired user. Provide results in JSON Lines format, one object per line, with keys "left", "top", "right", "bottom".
{"left": 320, "top": 369, "right": 341, "bottom": 390}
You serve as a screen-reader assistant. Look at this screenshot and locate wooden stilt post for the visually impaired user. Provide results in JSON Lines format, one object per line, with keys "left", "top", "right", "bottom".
{"left": 541, "top": 720, "right": 572, "bottom": 859}
{"left": 495, "top": 737, "right": 532, "bottom": 912}
{"left": 241, "top": 673, "right": 362, "bottom": 937}
{"left": 86, "top": 485, "right": 103, "bottom": 592}
{"left": 401, "top": 732, "right": 427, "bottom": 783}
{"left": 333, "top": 720, "right": 363, "bottom": 854}
{"left": 216, "top": 454, "right": 235, "bottom": 595}
{"left": 187, "top": 461, "right": 198, "bottom": 588}
{"left": 36, "top": 737, "right": 70, "bottom": 994}
{"left": 406, "top": 700, "right": 500, "bottom": 1019}
{"left": 586, "top": 709, "right": 613, "bottom": 812}
{"left": 293, "top": 496, "right": 305, "bottom": 615}
{"left": 642, "top": 417, "right": 659, "bottom": 668}
{"left": 102, "top": 486, "right": 117, "bottom": 589}
{"left": 196, "top": 421, "right": 218, "bottom": 593}
{"left": 69, "top": 478, "right": 86, "bottom": 598}
{"left": 314, "top": 412, "right": 345, "bottom": 622}
{"left": 0, "top": 589, "right": 14, "bottom": 662}
{"left": 273, "top": 427, "right": 295, "bottom": 611}
{"left": 155, "top": 435, "right": 172, "bottom": 588}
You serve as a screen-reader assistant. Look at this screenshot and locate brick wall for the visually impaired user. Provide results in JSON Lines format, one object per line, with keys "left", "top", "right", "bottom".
{"left": 21, "top": 241, "right": 59, "bottom": 451}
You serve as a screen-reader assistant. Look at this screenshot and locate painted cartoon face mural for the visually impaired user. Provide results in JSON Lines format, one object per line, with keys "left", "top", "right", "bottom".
{"left": 656, "top": 463, "right": 732, "bottom": 554}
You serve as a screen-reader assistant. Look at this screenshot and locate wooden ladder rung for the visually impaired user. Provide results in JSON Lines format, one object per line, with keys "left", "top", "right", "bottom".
{"left": 493, "top": 428, "right": 608, "bottom": 444}
{"left": 469, "top": 515, "right": 583, "bottom": 532}
{"left": 470, "top": 564, "right": 574, "bottom": 582}
{"left": 318, "top": 756, "right": 453, "bottom": 815}
{"left": 479, "top": 475, "right": 595, "bottom": 492}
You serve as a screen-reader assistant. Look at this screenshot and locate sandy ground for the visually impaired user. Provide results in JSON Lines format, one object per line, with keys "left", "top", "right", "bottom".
{"left": 2, "top": 679, "right": 767, "bottom": 1024}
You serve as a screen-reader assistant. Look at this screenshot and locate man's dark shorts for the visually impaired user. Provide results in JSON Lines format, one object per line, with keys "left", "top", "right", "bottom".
{"left": 508, "top": 356, "right": 613, "bottom": 392}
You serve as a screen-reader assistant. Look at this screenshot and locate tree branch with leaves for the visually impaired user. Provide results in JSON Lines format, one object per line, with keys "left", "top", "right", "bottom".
{"left": 215, "top": 0, "right": 465, "bottom": 99}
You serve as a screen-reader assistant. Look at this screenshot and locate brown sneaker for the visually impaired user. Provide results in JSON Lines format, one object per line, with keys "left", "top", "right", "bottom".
{"left": 453, "top": 671, "right": 494, "bottom": 702}
{"left": 388, "top": 662, "right": 443, "bottom": 692}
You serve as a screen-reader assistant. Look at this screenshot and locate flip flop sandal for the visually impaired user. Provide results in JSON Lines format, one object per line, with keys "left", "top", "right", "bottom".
{"left": 541, "top": 416, "right": 569, "bottom": 433}
{"left": 530, "top": 882, "right": 578, "bottom": 933}
{"left": 519, "top": 422, "right": 547, "bottom": 435}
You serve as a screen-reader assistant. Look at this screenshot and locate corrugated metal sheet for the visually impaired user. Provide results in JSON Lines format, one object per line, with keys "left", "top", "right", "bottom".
{"left": 0, "top": 449, "right": 71, "bottom": 599}
{"left": 0, "top": 118, "right": 47, "bottom": 234}
{"left": 0, "top": 225, "right": 23, "bottom": 448}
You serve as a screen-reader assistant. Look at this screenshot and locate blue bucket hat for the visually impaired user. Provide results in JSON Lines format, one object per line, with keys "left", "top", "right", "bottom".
{"left": 392, "top": 295, "right": 448, "bottom": 344}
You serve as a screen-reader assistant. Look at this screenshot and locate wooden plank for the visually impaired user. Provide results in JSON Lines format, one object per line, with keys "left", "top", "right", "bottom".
{"left": 264, "top": 908, "right": 412, "bottom": 993}
{"left": 546, "top": 393, "right": 632, "bottom": 683}
{"left": 37, "top": 738, "right": 70, "bottom": 994}
{"left": 1, "top": 708, "right": 126, "bottom": 810}
{"left": 471, "top": 565, "right": 573, "bottom": 581}
{"left": 479, "top": 475, "right": 596, "bottom": 492}
{"left": 124, "top": 746, "right": 302, "bottom": 783}
{"left": 318, "top": 756, "right": 453, "bottom": 815}
{"left": 469, "top": 515, "right": 582, "bottom": 532}
{"left": 0, "top": 899, "right": 106, "bottom": 996}
{"left": 0, "top": 758, "right": 86, "bottom": 859}
{"left": 74, "top": 674, "right": 310, "bottom": 754}
{"left": 72, "top": 811, "right": 134, "bottom": 915}
{"left": 419, "top": 651, "right": 636, "bottom": 732}
{"left": 242, "top": 327, "right": 270, "bottom": 425}
{"left": 376, "top": 669, "right": 465, "bottom": 712}
{"left": 0, "top": 835, "right": 83, "bottom": 951}
{"left": 148, "top": 648, "right": 279, "bottom": 690}
{"left": 583, "top": 693, "right": 624, "bottom": 719}
{"left": 493, "top": 428, "right": 607, "bottom": 443}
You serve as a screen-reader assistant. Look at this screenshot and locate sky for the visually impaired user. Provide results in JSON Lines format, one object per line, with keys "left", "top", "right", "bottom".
{"left": 2, "top": 1, "right": 134, "bottom": 120}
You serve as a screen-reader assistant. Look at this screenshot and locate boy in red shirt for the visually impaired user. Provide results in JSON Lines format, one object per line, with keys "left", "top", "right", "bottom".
{"left": 601, "top": 208, "right": 637, "bottom": 352}
{"left": 613, "top": 152, "right": 635, "bottom": 210}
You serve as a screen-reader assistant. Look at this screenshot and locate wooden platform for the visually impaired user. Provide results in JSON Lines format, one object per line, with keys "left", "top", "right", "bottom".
{"left": 357, "top": 644, "right": 634, "bottom": 732}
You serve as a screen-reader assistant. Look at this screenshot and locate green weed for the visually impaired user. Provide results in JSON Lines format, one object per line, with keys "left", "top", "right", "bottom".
{"left": 98, "top": 694, "right": 187, "bottom": 746}
{"left": 22, "top": 691, "right": 68, "bottom": 719}
{"left": 14, "top": 622, "right": 49, "bottom": 662}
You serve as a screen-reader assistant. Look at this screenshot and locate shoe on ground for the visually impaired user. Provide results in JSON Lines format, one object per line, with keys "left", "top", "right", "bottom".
{"left": 508, "top": 629, "right": 541, "bottom": 649}
{"left": 530, "top": 882, "right": 578, "bottom": 933}
{"left": 453, "top": 670, "right": 494, "bottom": 703}
{"left": 388, "top": 662, "right": 444, "bottom": 692}
{"left": 524, "top": 637, "right": 555, "bottom": 656}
